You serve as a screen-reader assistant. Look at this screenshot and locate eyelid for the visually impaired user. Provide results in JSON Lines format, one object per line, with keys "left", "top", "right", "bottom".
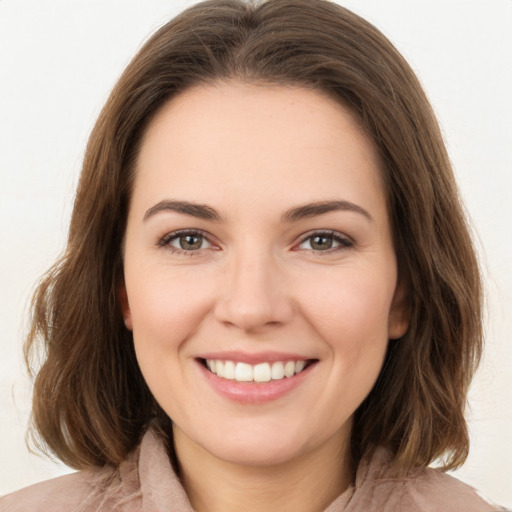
{"left": 157, "top": 228, "right": 219, "bottom": 254}
{"left": 294, "top": 229, "right": 354, "bottom": 252}
{"left": 156, "top": 228, "right": 353, "bottom": 255}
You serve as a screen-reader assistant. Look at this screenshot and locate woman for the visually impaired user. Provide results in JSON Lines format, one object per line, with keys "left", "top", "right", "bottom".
{"left": 0, "top": 0, "right": 507, "bottom": 510}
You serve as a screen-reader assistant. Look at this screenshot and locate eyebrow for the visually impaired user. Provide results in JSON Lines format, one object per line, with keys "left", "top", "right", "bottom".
{"left": 143, "top": 200, "right": 222, "bottom": 222}
{"left": 281, "top": 200, "right": 373, "bottom": 223}
{"left": 143, "top": 199, "right": 372, "bottom": 223}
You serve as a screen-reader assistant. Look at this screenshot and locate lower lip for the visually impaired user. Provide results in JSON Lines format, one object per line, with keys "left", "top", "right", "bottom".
{"left": 198, "top": 361, "right": 316, "bottom": 404}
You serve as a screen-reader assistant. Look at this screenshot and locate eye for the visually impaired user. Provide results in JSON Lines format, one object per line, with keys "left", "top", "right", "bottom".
{"left": 158, "top": 230, "right": 213, "bottom": 254}
{"left": 297, "top": 231, "right": 353, "bottom": 252}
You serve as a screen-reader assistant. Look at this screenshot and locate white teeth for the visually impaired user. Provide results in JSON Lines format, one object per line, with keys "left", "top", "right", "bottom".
{"left": 253, "top": 363, "right": 271, "bottom": 382}
{"left": 295, "top": 360, "right": 306, "bottom": 373}
{"left": 284, "top": 361, "right": 296, "bottom": 378}
{"left": 223, "top": 360, "right": 236, "bottom": 380}
{"left": 205, "top": 359, "right": 309, "bottom": 382}
{"left": 235, "top": 362, "right": 253, "bottom": 381}
{"left": 271, "top": 361, "right": 285, "bottom": 380}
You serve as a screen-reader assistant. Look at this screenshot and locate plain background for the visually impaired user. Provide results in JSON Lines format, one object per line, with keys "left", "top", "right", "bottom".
{"left": 1, "top": 0, "right": 511, "bottom": 506}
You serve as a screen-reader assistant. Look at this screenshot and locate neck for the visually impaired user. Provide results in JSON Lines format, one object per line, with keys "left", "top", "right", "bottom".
{"left": 173, "top": 426, "right": 353, "bottom": 512}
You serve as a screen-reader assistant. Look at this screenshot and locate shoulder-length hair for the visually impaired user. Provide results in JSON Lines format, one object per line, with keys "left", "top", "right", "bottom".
{"left": 25, "top": 0, "right": 482, "bottom": 474}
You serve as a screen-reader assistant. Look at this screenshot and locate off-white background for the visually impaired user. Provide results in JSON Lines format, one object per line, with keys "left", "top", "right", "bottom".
{"left": 1, "top": 0, "right": 511, "bottom": 506}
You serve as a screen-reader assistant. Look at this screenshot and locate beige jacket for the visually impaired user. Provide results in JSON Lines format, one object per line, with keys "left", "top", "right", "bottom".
{"left": 0, "top": 428, "right": 507, "bottom": 512}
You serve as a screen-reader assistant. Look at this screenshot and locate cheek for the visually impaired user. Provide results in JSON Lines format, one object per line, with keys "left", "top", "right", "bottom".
{"left": 126, "top": 265, "right": 215, "bottom": 353}
{"left": 296, "top": 264, "right": 395, "bottom": 399}
{"left": 299, "top": 266, "right": 396, "bottom": 347}
{"left": 286, "top": 267, "right": 395, "bottom": 437}
{"left": 127, "top": 270, "right": 216, "bottom": 414}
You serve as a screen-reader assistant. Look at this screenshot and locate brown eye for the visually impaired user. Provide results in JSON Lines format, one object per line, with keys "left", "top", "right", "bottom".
{"left": 310, "top": 235, "right": 334, "bottom": 250}
{"left": 298, "top": 231, "right": 352, "bottom": 252}
{"left": 160, "top": 231, "right": 212, "bottom": 252}
{"left": 177, "top": 234, "right": 204, "bottom": 250}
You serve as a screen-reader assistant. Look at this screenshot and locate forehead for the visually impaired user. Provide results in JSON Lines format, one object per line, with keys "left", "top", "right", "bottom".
{"left": 133, "top": 81, "right": 385, "bottom": 217}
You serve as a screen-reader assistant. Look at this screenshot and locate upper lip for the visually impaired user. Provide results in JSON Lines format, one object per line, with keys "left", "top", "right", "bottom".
{"left": 197, "top": 351, "right": 316, "bottom": 365}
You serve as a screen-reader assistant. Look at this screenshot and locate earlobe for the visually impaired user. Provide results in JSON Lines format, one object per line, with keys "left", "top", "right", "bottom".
{"left": 388, "top": 280, "right": 410, "bottom": 340}
{"left": 118, "top": 282, "right": 133, "bottom": 331}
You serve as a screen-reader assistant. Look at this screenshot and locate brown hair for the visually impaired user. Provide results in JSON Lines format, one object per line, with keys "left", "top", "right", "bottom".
{"left": 25, "top": 0, "right": 482, "bottom": 474}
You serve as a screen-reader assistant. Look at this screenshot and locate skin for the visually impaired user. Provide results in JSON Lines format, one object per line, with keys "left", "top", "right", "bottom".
{"left": 121, "top": 81, "right": 408, "bottom": 512}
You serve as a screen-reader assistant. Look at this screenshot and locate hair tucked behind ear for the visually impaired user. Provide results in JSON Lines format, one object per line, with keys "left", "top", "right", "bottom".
{"left": 25, "top": 0, "right": 482, "bottom": 473}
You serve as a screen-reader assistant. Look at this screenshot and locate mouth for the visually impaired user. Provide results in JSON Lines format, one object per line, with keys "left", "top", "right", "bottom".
{"left": 200, "top": 358, "right": 317, "bottom": 383}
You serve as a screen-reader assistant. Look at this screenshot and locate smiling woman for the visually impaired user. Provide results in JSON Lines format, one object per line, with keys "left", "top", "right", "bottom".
{"left": 120, "top": 84, "right": 407, "bottom": 486}
{"left": 0, "top": 0, "right": 508, "bottom": 511}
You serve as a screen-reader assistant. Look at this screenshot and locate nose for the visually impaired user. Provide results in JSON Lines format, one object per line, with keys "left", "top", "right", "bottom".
{"left": 213, "top": 246, "right": 294, "bottom": 333}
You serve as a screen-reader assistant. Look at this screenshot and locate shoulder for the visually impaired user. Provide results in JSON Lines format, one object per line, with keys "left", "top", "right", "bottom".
{"left": 0, "top": 469, "right": 108, "bottom": 512}
{"left": 398, "top": 468, "right": 506, "bottom": 512}
{"left": 348, "top": 447, "right": 508, "bottom": 512}
{"left": 0, "top": 428, "right": 180, "bottom": 512}
{"left": 0, "top": 456, "right": 141, "bottom": 512}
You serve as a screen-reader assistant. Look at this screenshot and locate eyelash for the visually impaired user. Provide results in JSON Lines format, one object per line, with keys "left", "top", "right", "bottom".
{"left": 157, "top": 229, "right": 354, "bottom": 255}
{"left": 296, "top": 230, "right": 354, "bottom": 253}
{"left": 157, "top": 229, "right": 215, "bottom": 256}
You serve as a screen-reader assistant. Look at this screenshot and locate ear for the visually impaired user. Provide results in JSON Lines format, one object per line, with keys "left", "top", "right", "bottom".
{"left": 118, "top": 281, "right": 133, "bottom": 331}
{"left": 388, "top": 279, "right": 409, "bottom": 340}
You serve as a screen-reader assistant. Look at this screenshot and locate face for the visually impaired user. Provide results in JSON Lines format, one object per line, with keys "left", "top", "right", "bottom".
{"left": 121, "top": 81, "right": 408, "bottom": 468}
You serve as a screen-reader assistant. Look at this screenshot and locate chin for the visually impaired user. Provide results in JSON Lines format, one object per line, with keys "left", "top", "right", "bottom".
{"left": 205, "top": 437, "right": 308, "bottom": 467}
{"left": 178, "top": 416, "right": 345, "bottom": 469}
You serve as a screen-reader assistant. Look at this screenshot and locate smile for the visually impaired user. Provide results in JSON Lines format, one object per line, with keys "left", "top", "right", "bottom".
{"left": 205, "top": 359, "right": 311, "bottom": 382}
